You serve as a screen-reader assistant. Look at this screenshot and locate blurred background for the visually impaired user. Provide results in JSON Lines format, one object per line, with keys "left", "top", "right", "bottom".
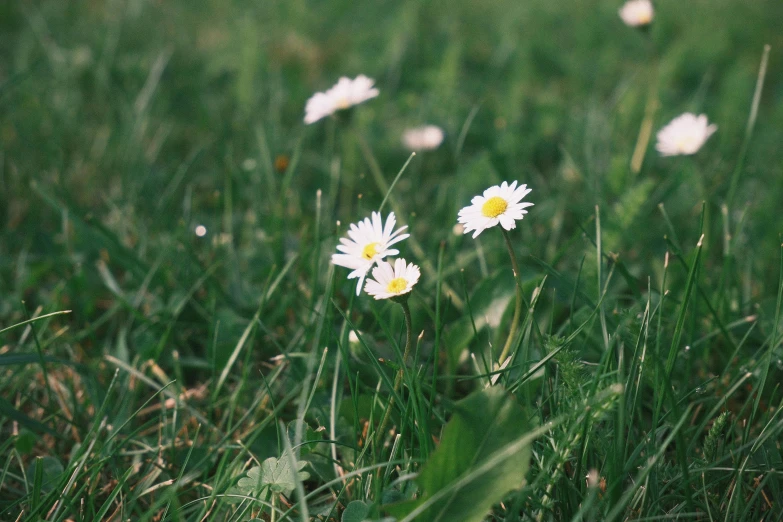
{"left": 2, "top": 0, "right": 783, "bottom": 438}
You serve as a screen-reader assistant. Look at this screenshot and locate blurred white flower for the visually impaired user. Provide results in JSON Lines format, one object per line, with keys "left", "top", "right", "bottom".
{"left": 655, "top": 113, "right": 717, "bottom": 156}
{"left": 195, "top": 225, "right": 207, "bottom": 237}
{"left": 457, "top": 181, "right": 534, "bottom": 239}
{"left": 331, "top": 212, "right": 409, "bottom": 295}
{"left": 364, "top": 258, "right": 421, "bottom": 300}
{"left": 70, "top": 46, "right": 94, "bottom": 68}
{"left": 241, "top": 158, "right": 257, "bottom": 171}
{"left": 619, "top": 0, "right": 654, "bottom": 27}
{"left": 402, "top": 125, "right": 444, "bottom": 151}
{"left": 304, "top": 75, "right": 379, "bottom": 124}
{"left": 348, "top": 330, "right": 360, "bottom": 344}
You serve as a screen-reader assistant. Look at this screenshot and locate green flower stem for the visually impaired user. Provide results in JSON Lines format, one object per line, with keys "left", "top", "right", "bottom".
{"left": 376, "top": 298, "right": 414, "bottom": 447}
{"left": 498, "top": 228, "right": 523, "bottom": 366}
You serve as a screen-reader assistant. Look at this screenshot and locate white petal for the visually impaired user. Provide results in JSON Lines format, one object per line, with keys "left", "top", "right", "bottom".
{"left": 355, "top": 272, "right": 367, "bottom": 296}
{"left": 383, "top": 212, "right": 396, "bottom": 238}
{"left": 499, "top": 215, "right": 517, "bottom": 230}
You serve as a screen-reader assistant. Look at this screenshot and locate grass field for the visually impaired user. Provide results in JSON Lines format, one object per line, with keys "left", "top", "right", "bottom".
{"left": 3, "top": 0, "right": 783, "bottom": 520}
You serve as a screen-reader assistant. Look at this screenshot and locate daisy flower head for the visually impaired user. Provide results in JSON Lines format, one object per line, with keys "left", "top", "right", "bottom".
{"left": 619, "top": 0, "right": 654, "bottom": 27}
{"left": 364, "top": 258, "right": 421, "bottom": 301}
{"left": 402, "top": 125, "right": 444, "bottom": 151}
{"left": 304, "top": 75, "right": 380, "bottom": 125}
{"left": 655, "top": 113, "right": 717, "bottom": 157}
{"left": 331, "top": 212, "right": 410, "bottom": 295}
{"left": 457, "top": 181, "right": 534, "bottom": 239}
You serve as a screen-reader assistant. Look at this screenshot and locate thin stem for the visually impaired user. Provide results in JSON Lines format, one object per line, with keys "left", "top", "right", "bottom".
{"left": 376, "top": 299, "right": 414, "bottom": 447}
{"left": 379, "top": 152, "right": 416, "bottom": 213}
{"left": 629, "top": 40, "right": 659, "bottom": 176}
{"left": 498, "top": 228, "right": 523, "bottom": 365}
{"left": 726, "top": 44, "right": 770, "bottom": 212}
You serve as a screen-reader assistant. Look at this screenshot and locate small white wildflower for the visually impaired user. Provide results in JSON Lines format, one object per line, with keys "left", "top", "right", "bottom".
{"left": 457, "top": 181, "right": 534, "bottom": 239}
{"left": 241, "top": 158, "right": 257, "bottom": 171}
{"left": 619, "top": 0, "right": 654, "bottom": 27}
{"left": 70, "top": 47, "right": 94, "bottom": 68}
{"left": 655, "top": 113, "right": 717, "bottom": 156}
{"left": 402, "top": 125, "right": 444, "bottom": 151}
{"left": 331, "top": 212, "right": 410, "bottom": 295}
{"left": 586, "top": 469, "right": 600, "bottom": 488}
{"left": 364, "top": 258, "right": 421, "bottom": 300}
{"left": 195, "top": 225, "right": 207, "bottom": 237}
{"left": 304, "top": 75, "right": 379, "bottom": 124}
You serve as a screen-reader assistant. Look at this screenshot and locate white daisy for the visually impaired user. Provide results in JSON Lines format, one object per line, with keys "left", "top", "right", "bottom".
{"left": 457, "top": 181, "right": 534, "bottom": 239}
{"left": 304, "top": 75, "right": 380, "bottom": 125}
{"left": 331, "top": 212, "right": 410, "bottom": 295}
{"left": 655, "top": 113, "right": 717, "bottom": 156}
{"left": 402, "top": 125, "right": 444, "bottom": 151}
{"left": 619, "top": 0, "right": 654, "bottom": 27}
{"left": 364, "top": 258, "right": 421, "bottom": 301}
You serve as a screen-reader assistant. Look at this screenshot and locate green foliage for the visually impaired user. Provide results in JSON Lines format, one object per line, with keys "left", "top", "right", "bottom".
{"left": 25, "top": 456, "right": 63, "bottom": 494}
{"left": 386, "top": 387, "right": 531, "bottom": 521}
{"left": 443, "top": 269, "right": 515, "bottom": 364}
{"left": 702, "top": 411, "right": 730, "bottom": 463}
{"left": 2, "top": 0, "right": 783, "bottom": 520}
{"left": 604, "top": 179, "right": 657, "bottom": 252}
{"left": 547, "top": 336, "right": 586, "bottom": 400}
{"left": 286, "top": 421, "right": 325, "bottom": 458}
{"left": 341, "top": 500, "right": 370, "bottom": 522}
{"left": 237, "top": 453, "right": 310, "bottom": 498}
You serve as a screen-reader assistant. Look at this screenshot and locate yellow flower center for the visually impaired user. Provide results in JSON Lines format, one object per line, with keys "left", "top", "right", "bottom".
{"left": 362, "top": 242, "right": 380, "bottom": 260}
{"left": 481, "top": 196, "right": 508, "bottom": 218}
{"left": 336, "top": 97, "right": 351, "bottom": 110}
{"left": 386, "top": 277, "right": 408, "bottom": 294}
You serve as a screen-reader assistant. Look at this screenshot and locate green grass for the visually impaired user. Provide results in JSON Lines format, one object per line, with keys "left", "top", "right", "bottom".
{"left": 2, "top": 0, "right": 783, "bottom": 520}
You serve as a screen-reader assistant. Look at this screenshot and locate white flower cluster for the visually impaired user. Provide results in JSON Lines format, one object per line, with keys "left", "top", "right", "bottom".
{"left": 331, "top": 211, "right": 419, "bottom": 300}
{"left": 332, "top": 179, "right": 537, "bottom": 299}
{"left": 304, "top": 76, "right": 445, "bottom": 152}
{"left": 323, "top": 6, "right": 720, "bottom": 301}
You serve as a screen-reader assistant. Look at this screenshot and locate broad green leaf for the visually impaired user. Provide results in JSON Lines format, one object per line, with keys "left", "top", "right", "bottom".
{"left": 286, "top": 420, "right": 325, "bottom": 457}
{"left": 237, "top": 453, "right": 310, "bottom": 497}
{"left": 342, "top": 500, "right": 370, "bottom": 522}
{"left": 385, "top": 386, "right": 531, "bottom": 522}
{"left": 15, "top": 430, "right": 36, "bottom": 454}
{"left": 25, "top": 456, "right": 64, "bottom": 493}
